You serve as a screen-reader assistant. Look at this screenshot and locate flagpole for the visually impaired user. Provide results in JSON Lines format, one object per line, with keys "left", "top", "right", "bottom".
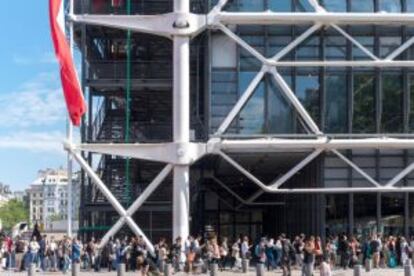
{"left": 67, "top": 0, "right": 74, "bottom": 238}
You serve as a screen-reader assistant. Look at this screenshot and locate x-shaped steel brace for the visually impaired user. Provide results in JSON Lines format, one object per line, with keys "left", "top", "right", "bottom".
{"left": 65, "top": 142, "right": 172, "bottom": 255}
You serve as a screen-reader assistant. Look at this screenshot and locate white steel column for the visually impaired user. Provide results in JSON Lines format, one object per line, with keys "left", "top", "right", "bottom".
{"left": 67, "top": 0, "right": 75, "bottom": 238}
{"left": 173, "top": 0, "right": 190, "bottom": 241}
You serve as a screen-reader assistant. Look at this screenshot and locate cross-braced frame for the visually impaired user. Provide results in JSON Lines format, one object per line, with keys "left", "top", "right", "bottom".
{"left": 67, "top": 0, "right": 414, "bottom": 250}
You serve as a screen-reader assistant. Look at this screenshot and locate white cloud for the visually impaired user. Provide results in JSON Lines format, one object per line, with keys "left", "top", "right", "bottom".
{"left": 0, "top": 131, "right": 65, "bottom": 154}
{"left": 0, "top": 72, "right": 67, "bottom": 128}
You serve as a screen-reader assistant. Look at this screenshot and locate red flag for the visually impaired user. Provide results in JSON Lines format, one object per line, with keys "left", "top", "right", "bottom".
{"left": 49, "top": 0, "right": 86, "bottom": 126}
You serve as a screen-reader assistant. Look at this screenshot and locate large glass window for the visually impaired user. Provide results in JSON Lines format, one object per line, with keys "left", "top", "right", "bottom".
{"left": 295, "top": 0, "right": 315, "bottom": 11}
{"left": 239, "top": 72, "right": 265, "bottom": 134}
{"left": 325, "top": 73, "right": 347, "bottom": 133}
{"left": 408, "top": 0, "right": 414, "bottom": 11}
{"left": 296, "top": 35, "right": 320, "bottom": 60}
{"left": 351, "top": 0, "right": 374, "bottom": 12}
{"left": 296, "top": 72, "right": 320, "bottom": 126}
{"left": 380, "top": 37, "right": 402, "bottom": 59}
{"left": 352, "top": 36, "right": 374, "bottom": 60}
{"left": 325, "top": 35, "right": 347, "bottom": 60}
{"left": 378, "top": 0, "right": 402, "bottom": 12}
{"left": 321, "top": 0, "right": 347, "bottom": 12}
{"left": 382, "top": 73, "right": 403, "bottom": 133}
{"left": 353, "top": 73, "right": 376, "bottom": 133}
{"left": 237, "top": 1, "right": 265, "bottom": 11}
{"left": 354, "top": 194, "right": 378, "bottom": 238}
{"left": 326, "top": 194, "right": 349, "bottom": 237}
{"left": 410, "top": 75, "right": 414, "bottom": 131}
{"left": 268, "top": 75, "right": 295, "bottom": 133}
{"left": 269, "top": 0, "right": 292, "bottom": 11}
{"left": 381, "top": 193, "right": 404, "bottom": 236}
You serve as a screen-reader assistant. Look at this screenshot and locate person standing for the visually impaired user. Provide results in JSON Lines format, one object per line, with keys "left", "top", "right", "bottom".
{"left": 29, "top": 236, "right": 40, "bottom": 266}
{"left": 302, "top": 236, "right": 316, "bottom": 276}
{"left": 280, "top": 234, "right": 293, "bottom": 276}
{"left": 14, "top": 236, "right": 24, "bottom": 272}
{"left": 219, "top": 237, "right": 229, "bottom": 270}
{"left": 265, "top": 238, "right": 276, "bottom": 270}
{"left": 370, "top": 234, "right": 381, "bottom": 268}
{"left": 49, "top": 236, "right": 58, "bottom": 272}
{"left": 231, "top": 238, "right": 241, "bottom": 270}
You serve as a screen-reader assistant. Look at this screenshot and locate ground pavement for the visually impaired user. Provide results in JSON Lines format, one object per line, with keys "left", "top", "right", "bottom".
{"left": 2, "top": 268, "right": 408, "bottom": 276}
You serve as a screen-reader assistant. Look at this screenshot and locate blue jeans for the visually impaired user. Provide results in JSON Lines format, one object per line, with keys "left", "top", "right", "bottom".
{"left": 29, "top": 252, "right": 37, "bottom": 264}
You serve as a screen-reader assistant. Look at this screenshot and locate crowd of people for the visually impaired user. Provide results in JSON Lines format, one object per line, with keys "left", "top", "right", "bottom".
{"left": 0, "top": 232, "right": 414, "bottom": 275}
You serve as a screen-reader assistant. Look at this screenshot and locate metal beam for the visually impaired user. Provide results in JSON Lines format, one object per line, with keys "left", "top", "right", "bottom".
{"left": 79, "top": 142, "right": 206, "bottom": 165}
{"left": 217, "top": 137, "right": 414, "bottom": 152}
{"left": 216, "top": 12, "right": 414, "bottom": 26}
{"left": 211, "top": 176, "right": 285, "bottom": 206}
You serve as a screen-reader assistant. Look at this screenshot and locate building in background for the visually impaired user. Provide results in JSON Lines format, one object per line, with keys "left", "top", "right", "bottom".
{"left": 73, "top": 0, "right": 414, "bottom": 242}
{"left": 26, "top": 168, "right": 80, "bottom": 232}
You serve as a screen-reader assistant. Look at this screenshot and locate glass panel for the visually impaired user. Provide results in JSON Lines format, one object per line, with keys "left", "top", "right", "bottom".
{"left": 238, "top": 72, "right": 265, "bottom": 134}
{"left": 296, "top": 36, "right": 320, "bottom": 60}
{"left": 381, "top": 193, "right": 404, "bottom": 236}
{"left": 352, "top": 36, "right": 375, "bottom": 60}
{"left": 296, "top": 0, "right": 315, "bottom": 11}
{"left": 325, "top": 74, "right": 347, "bottom": 133}
{"left": 410, "top": 75, "right": 414, "bottom": 131}
{"left": 326, "top": 194, "right": 348, "bottom": 237}
{"left": 379, "top": 0, "right": 402, "bottom": 12}
{"left": 382, "top": 73, "right": 403, "bottom": 133}
{"left": 380, "top": 37, "right": 402, "bottom": 58}
{"left": 351, "top": 0, "right": 374, "bottom": 12}
{"left": 325, "top": 36, "right": 347, "bottom": 60}
{"left": 321, "top": 0, "right": 347, "bottom": 11}
{"left": 353, "top": 73, "right": 376, "bottom": 133}
{"left": 408, "top": 0, "right": 414, "bottom": 11}
{"left": 268, "top": 75, "right": 295, "bottom": 133}
{"left": 409, "top": 194, "right": 414, "bottom": 235}
{"left": 269, "top": 0, "right": 292, "bottom": 11}
{"left": 237, "top": 0, "right": 265, "bottom": 11}
{"left": 354, "top": 194, "right": 378, "bottom": 239}
{"left": 296, "top": 73, "right": 321, "bottom": 125}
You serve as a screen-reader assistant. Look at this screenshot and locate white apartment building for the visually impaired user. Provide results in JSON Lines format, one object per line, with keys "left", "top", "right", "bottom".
{"left": 27, "top": 168, "right": 80, "bottom": 231}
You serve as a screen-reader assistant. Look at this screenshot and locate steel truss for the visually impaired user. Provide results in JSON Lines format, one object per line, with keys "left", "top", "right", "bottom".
{"left": 67, "top": 0, "right": 414, "bottom": 249}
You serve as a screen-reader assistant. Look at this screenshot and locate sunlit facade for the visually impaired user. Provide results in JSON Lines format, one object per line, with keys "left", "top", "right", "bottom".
{"left": 74, "top": 0, "right": 414, "bottom": 242}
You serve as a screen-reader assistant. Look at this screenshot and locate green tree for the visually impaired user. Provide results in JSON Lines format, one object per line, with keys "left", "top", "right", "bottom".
{"left": 0, "top": 199, "right": 28, "bottom": 230}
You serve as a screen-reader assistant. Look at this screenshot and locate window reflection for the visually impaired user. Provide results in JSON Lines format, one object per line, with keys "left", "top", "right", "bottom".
{"left": 326, "top": 194, "right": 349, "bottom": 237}
{"left": 321, "top": 0, "right": 347, "bottom": 12}
{"left": 325, "top": 36, "right": 347, "bottom": 60}
{"left": 354, "top": 194, "right": 378, "bottom": 239}
{"left": 380, "top": 37, "right": 402, "bottom": 59}
{"left": 351, "top": 0, "right": 374, "bottom": 12}
{"left": 296, "top": 73, "right": 320, "bottom": 126}
{"left": 378, "top": 0, "right": 402, "bottom": 12}
{"left": 353, "top": 73, "right": 376, "bottom": 133}
{"left": 382, "top": 73, "right": 403, "bottom": 133}
{"left": 408, "top": 0, "right": 414, "bottom": 11}
{"left": 268, "top": 75, "right": 294, "bottom": 133}
{"left": 325, "top": 74, "right": 347, "bottom": 133}
{"left": 352, "top": 37, "right": 374, "bottom": 60}
{"left": 410, "top": 75, "right": 414, "bottom": 131}
{"left": 295, "top": 0, "right": 315, "bottom": 11}
{"left": 381, "top": 193, "right": 404, "bottom": 236}
{"left": 269, "top": 0, "right": 292, "bottom": 11}
{"left": 239, "top": 72, "right": 265, "bottom": 134}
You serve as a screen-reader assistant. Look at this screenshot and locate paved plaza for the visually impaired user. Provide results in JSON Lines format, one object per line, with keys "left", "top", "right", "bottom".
{"left": 3, "top": 268, "right": 408, "bottom": 276}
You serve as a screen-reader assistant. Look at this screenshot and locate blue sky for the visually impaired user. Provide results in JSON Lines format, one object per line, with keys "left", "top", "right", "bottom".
{"left": 0, "top": 2, "right": 73, "bottom": 191}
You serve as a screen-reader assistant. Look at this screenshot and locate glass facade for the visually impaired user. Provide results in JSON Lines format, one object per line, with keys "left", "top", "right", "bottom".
{"left": 210, "top": 0, "right": 414, "bottom": 238}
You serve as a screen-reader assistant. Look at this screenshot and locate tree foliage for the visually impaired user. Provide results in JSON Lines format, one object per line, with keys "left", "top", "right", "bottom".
{"left": 0, "top": 199, "right": 28, "bottom": 230}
